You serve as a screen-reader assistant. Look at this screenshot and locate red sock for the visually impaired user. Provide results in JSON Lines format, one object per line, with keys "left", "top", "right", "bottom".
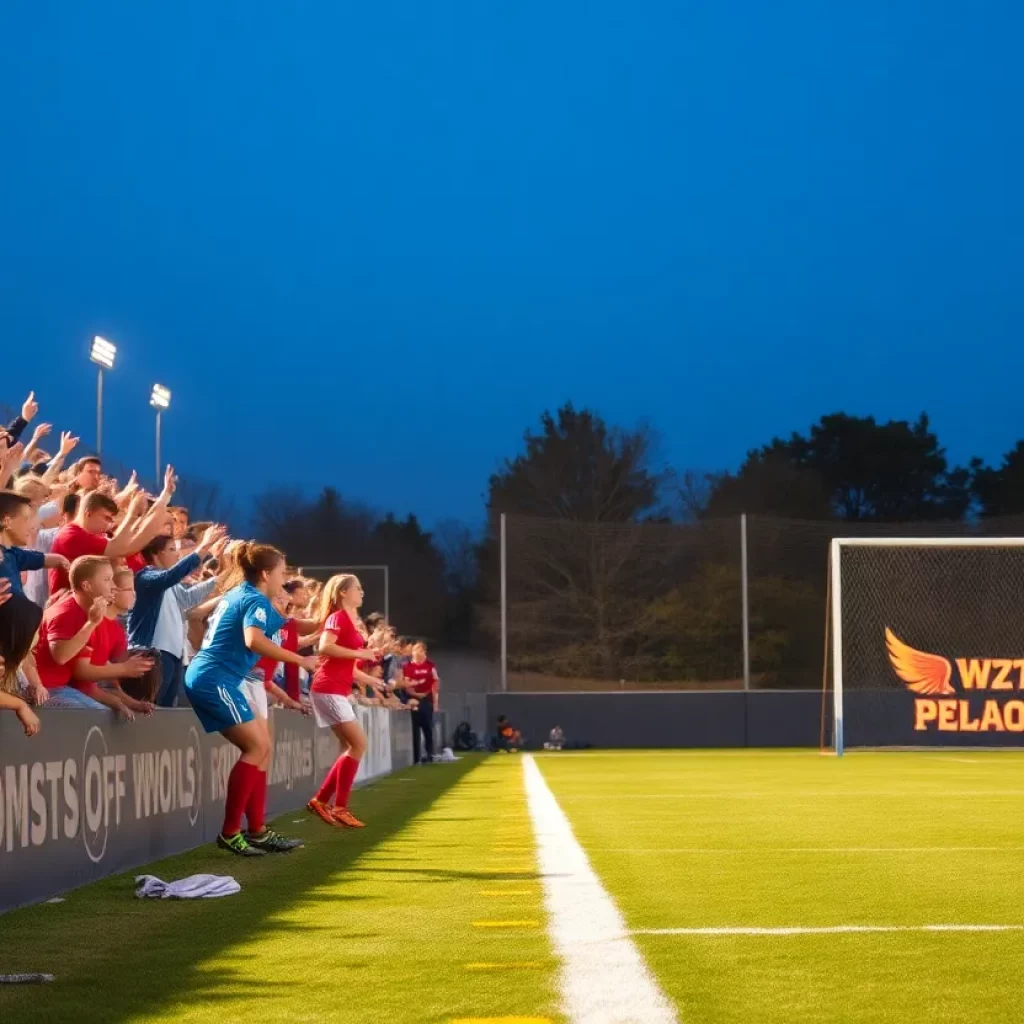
{"left": 334, "top": 755, "right": 360, "bottom": 809}
{"left": 315, "top": 758, "right": 343, "bottom": 803}
{"left": 246, "top": 769, "right": 268, "bottom": 834}
{"left": 223, "top": 760, "right": 260, "bottom": 837}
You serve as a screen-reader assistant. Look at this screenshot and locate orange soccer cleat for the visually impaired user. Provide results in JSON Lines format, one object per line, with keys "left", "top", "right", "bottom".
{"left": 331, "top": 807, "right": 365, "bottom": 828}
{"left": 307, "top": 798, "right": 341, "bottom": 827}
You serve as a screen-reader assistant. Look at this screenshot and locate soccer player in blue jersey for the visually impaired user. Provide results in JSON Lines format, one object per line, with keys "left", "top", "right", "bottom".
{"left": 184, "top": 541, "right": 318, "bottom": 857}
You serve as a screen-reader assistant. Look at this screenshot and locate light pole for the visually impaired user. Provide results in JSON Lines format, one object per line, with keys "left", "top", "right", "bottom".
{"left": 150, "top": 384, "right": 170, "bottom": 489}
{"left": 89, "top": 336, "right": 116, "bottom": 455}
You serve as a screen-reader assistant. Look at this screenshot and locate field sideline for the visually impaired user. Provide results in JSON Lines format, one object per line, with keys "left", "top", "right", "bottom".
{"left": 2, "top": 749, "right": 1021, "bottom": 1023}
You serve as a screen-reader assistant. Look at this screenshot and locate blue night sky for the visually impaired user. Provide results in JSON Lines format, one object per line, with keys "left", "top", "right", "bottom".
{"left": 2, "top": 2, "right": 1022, "bottom": 528}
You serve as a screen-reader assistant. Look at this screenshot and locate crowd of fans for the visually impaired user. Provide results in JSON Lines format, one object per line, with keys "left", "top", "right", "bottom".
{"left": 0, "top": 391, "right": 442, "bottom": 749}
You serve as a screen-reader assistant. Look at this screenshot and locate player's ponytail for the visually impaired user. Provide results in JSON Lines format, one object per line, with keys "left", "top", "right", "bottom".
{"left": 236, "top": 541, "right": 285, "bottom": 585}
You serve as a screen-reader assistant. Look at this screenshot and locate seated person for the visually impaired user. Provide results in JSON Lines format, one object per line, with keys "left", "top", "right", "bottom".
{"left": 492, "top": 714, "right": 523, "bottom": 752}
{"left": 544, "top": 725, "right": 565, "bottom": 751}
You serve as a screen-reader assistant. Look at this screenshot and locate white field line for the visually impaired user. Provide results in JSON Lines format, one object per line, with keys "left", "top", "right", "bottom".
{"left": 523, "top": 754, "right": 678, "bottom": 1024}
{"left": 633, "top": 924, "right": 1024, "bottom": 937}
{"left": 587, "top": 846, "right": 1024, "bottom": 855}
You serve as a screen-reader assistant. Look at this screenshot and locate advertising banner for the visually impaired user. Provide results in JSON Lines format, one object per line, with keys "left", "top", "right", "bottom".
{"left": 0, "top": 706, "right": 411, "bottom": 915}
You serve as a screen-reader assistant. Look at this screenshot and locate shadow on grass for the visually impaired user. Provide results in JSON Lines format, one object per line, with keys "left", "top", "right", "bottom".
{"left": 0, "top": 754, "right": 486, "bottom": 1024}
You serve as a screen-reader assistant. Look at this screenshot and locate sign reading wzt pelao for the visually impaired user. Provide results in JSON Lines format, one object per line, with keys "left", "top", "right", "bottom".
{"left": 887, "top": 629, "right": 1024, "bottom": 734}
{"left": 0, "top": 706, "right": 408, "bottom": 915}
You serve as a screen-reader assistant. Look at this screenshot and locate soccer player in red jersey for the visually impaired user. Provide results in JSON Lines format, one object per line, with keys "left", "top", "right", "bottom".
{"left": 307, "top": 574, "right": 383, "bottom": 828}
{"left": 392, "top": 641, "right": 441, "bottom": 763}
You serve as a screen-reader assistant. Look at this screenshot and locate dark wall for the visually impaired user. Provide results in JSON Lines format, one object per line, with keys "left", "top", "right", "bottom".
{"left": 486, "top": 691, "right": 823, "bottom": 748}
{"left": 484, "top": 690, "right": 1024, "bottom": 749}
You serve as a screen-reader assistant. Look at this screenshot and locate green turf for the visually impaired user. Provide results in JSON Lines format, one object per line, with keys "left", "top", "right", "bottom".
{"left": 536, "top": 749, "right": 1024, "bottom": 1024}
{"left": 0, "top": 753, "right": 563, "bottom": 1024}
{"left": 4, "top": 749, "right": 1022, "bottom": 1023}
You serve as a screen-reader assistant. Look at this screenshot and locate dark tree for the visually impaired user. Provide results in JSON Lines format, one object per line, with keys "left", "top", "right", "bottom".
{"left": 487, "top": 403, "right": 661, "bottom": 522}
{"left": 972, "top": 444, "right": 1024, "bottom": 518}
{"left": 480, "top": 404, "right": 665, "bottom": 677}
{"left": 704, "top": 453, "right": 832, "bottom": 520}
{"left": 708, "top": 413, "right": 970, "bottom": 522}
{"left": 250, "top": 488, "right": 447, "bottom": 639}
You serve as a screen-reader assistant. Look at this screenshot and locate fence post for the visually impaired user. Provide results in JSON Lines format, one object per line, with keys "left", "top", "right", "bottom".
{"left": 500, "top": 513, "right": 508, "bottom": 692}
{"left": 741, "top": 513, "right": 751, "bottom": 690}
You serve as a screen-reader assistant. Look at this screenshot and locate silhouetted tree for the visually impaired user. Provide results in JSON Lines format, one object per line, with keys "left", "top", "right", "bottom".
{"left": 480, "top": 404, "right": 664, "bottom": 676}
{"left": 972, "top": 444, "right": 1024, "bottom": 517}
{"left": 250, "top": 488, "right": 447, "bottom": 639}
{"left": 708, "top": 413, "right": 970, "bottom": 522}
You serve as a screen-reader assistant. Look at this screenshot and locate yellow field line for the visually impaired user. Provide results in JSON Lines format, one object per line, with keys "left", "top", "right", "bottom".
{"left": 463, "top": 962, "right": 545, "bottom": 970}
{"left": 472, "top": 919, "right": 540, "bottom": 928}
{"left": 451, "top": 1017, "right": 551, "bottom": 1023}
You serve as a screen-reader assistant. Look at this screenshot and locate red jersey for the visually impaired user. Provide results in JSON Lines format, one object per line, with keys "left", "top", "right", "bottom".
{"left": 125, "top": 552, "right": 146, "bottom": 574}
{"left": 253, "top": 619, "right": 298, "bottom": 692}
{"left": 280, "top": 619, "right": 300, "bottom": 699}
{"left": 403, "top": 659, "right": 438, "bottom": 697}
{"left": 87, "top": 616, "right": 128, "bottom": 668}
{"left": 49, "top": 524, "right": 107, "bottom": 593}
{"left": 311, "top": 611, "right": 364, "bottom": 697}
{"left": 34, "top": 592, "right": 91, "bottom": 689}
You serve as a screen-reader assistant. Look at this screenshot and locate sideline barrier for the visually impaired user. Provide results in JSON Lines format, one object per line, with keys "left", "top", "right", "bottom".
{"left": 0, "top": 707, "right": 412, "bottom": 915}
{"left": 486, "top": 690, "right": 1024, "bottom": 749}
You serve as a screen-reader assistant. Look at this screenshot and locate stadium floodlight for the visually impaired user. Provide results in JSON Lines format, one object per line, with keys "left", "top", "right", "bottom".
{"left": 89, "top": 336, "right": 117, "bottom": 454}
{"left": 89, "top": 335, "right": 116, "bottom": 370}
{"left": 827, "top": 536, "right": 1024, "bottom": 756}
{"left": 150, "top": 385, "right": 170, "bottom": 489}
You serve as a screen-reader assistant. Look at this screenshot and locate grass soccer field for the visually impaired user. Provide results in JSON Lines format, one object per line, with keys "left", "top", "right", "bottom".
{"left": 2, "top": 749, "right": 1021, "bottom": 1023}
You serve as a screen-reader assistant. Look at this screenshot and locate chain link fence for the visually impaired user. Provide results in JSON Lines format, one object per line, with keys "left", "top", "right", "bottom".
{"left": 499, "top": 512, "right": 1024, "bottom": 692}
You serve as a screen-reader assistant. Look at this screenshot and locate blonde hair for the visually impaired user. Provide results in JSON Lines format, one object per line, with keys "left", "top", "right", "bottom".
{"left": 217, "top": 539, "right": 246, "bottom": 592}
{"left": 316, "top": 574, "right": 360, "bottom": 624}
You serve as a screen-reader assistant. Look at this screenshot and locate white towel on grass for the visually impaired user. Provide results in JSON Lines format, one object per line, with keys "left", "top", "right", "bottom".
{"left": 135, "top": 874, "right": 240, "bottom": 899}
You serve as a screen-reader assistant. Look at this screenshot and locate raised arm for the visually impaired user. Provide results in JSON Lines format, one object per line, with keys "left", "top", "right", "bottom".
{"left": 39, "top": 432, "right": 80, "bottom": 486}
{"left": 106, "top": 466, "right": 176, "bottom": 558}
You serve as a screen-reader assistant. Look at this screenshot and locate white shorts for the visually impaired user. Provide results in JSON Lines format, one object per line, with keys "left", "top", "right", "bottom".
{"left": 242, "top": 678, "right": 269, "bottom": 720}
{"left": 311, "top": 691, "right": 356, "bottom": 728}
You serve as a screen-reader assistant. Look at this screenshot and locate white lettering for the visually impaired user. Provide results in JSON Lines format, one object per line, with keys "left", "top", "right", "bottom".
{"left": 159, "top": 750, "right": 172, "bottom": 814}
{"left": 63, "top": 759, "right": 78, "bottom": 839}
{"left": 45, "top": 761, "right": 62, "bottom": 840}
{"left": 4, "top": 765, "right": 28, "bottom": 851}
{"left": 84, "top": 756, "right": 103, "bottom": 836}
{"left": 183, "top": 747, "right": 196, "bottom": 810}
{"left": 114, "top": 754, "right": 125, "bottom": 826}
{"left": 29, "top": 762, "right": 46, "bottom": 847}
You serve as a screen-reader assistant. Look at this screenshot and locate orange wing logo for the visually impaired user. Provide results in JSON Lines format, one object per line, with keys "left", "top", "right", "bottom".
{"left": 885, "top": 628, "right": 954, "bottom": 695}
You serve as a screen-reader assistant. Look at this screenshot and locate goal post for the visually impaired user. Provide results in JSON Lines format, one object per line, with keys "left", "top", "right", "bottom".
{"left": 829, "top": 537, "right": 1024, "bottom": 755}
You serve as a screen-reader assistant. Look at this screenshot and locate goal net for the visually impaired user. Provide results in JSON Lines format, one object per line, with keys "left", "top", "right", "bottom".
{"left": 828, "top": 538, "right": 1024, "bottom": 754}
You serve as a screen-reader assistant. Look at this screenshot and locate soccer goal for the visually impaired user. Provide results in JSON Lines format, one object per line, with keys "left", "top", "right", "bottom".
{"left": 827, "top": 537, "right": 1024, "bottom": 755}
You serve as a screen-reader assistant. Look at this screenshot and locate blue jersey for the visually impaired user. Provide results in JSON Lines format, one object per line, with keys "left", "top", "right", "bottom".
{"left": 185, "top": 583, "right": 286, "bottom": 692}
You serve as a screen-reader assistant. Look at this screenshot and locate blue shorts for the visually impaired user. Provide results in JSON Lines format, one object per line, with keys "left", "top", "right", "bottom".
{"left": 184, "top": 681, "right": 254, "bottom": 734}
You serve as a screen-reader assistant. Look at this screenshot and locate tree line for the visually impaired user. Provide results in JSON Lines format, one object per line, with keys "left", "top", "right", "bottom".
{"left": 248, "top": 404, "right": 1024, "bottom": 684}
